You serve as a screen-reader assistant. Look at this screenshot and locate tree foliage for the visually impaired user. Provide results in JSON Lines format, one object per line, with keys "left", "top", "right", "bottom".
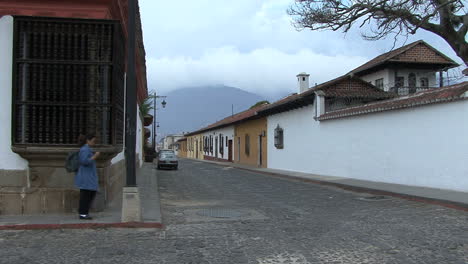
{"left": 139, "top": 95, "right": 154, "bottom": 117}
{"left": 288, "top": 0, "right": 468, "bottom": 65}
{"left": 250, "top": 100, "right": 270, "bottom": 109}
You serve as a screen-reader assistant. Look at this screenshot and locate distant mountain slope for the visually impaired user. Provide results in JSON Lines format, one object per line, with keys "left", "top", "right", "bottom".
{"left": 155, "top": 85, "right": 266, "bottom": 139}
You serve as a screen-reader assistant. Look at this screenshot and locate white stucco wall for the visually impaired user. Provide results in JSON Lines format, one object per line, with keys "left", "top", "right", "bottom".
{"left": 136, "top": 108, "right": 144, "bottom": 167}
{"left": 203, "top": 126, "right": 235, "bottom": 160}
{"left": 0, "top": 16, "right": 28, "bottom": 170}
{"left": 111, "top": 105, "right": 144, "bottom": 167}
{"left": 360, "top": 68, "right": 391, "bottom": 88}
{"left": 267, "top": 100, "right": 468, "bottom": 192}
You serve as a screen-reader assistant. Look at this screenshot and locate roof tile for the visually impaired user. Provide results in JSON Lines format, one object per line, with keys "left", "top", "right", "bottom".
{"left": 318, "top": 82, "right": 468, "bottom": 120}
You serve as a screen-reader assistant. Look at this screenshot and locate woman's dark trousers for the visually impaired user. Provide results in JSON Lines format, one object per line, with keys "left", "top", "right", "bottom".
{"left": 79, "top": 189, "right": 96, "bottom": 215}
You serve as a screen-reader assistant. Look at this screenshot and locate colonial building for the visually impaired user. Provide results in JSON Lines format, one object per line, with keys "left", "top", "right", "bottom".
{"left": 186, "top": 134, "right": 204, "bottom": 160}
{"left": 162, "top": 134, "right": 184, "bottom": 154}
{"left": 349, "top": 40, "right": 458, "bottom": 95}
{"left": 185, "top": 104, "right": 268, "bottom": 166}
{"left": 202, "top": 126, "right": 235, "bottom": 162}
{"left": 262, "top": 78, "right": 468, "bottom": 193}
{"left": 0, "top": 0, "right": 148, "bottom": 215}
{"left": 234, "top": 117, "right": 268, "bottom": 168}
{"left": 184, "top": 39, "right": 467, "bottom": 193}
{"left": 175, "top": 138, "right": 187, "bottom": 158}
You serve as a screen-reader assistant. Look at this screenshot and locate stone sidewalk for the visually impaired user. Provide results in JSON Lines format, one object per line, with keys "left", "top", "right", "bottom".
{"left": 0, "top": 163, "right": 162, "bottom": 230}
{"left": 189, "top": 158, "right": 468, "bottom": 211}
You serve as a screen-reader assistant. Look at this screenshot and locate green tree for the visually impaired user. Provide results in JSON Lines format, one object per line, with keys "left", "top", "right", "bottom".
{"left": 139, "top": 94, "right": 154, "bottom": 117}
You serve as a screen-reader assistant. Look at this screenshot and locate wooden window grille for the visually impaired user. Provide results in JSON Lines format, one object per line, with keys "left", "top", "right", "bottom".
{"left": 274, "top": 125, "right": 284, "bottom": 149}
{"left": 12, "top": 17, "right": 125, "bottom": 146}
{"left": 219, "top": 134, "right": 223, "bottom": 155}
{"left": 210, "top": 135, "right": 213, "bottom": 153}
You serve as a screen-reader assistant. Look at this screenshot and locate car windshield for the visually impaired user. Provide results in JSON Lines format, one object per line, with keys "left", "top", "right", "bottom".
{"left": 160, "top": 153, "right": 176, "bottom": 159}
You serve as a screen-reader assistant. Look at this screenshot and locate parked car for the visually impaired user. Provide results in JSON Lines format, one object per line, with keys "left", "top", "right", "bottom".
{"left": 156, "top": 150, "right": 178, "bottom": 170}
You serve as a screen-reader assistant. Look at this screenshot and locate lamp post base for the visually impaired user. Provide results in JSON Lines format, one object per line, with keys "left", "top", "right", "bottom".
{"left": 121, "top": 187, "right": 141, "bottom": 222}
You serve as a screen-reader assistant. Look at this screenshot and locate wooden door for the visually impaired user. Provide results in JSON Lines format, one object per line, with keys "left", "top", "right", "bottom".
{"left": 228, "top": 140, "right": 233, "bottom": 162}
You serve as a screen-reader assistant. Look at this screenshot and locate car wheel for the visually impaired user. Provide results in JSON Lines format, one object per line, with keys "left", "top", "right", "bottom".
{"left": 157, "top": 165, "right": 161, "bottom": 170}
{"left": 174, "top": 166, "right": 178, "bottom": 170}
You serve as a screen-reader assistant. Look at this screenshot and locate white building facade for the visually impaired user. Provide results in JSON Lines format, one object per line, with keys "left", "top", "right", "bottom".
{"left": 202, "top": 126, "right": 235, "bottom": 162}
{"left": 351, "top": 40, "right": 457, "bottom": 95}
{"left": 266, "top": 87, "right": 468, "bottom": 193}
{"left": 163, "top": 134, "right": 185, "bottom": 153}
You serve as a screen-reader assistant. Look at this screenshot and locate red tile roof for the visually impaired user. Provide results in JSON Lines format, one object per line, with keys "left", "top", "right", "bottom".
{"left": 309, "top": 75, "right": 395, "bottom": 99}
{"left": 185, "top": 103, "right": 269, "bottom": 136}
{"left": 349, "top": 40, "right": 458, "bottom": 75}
{"left": 258, "top": 75, "right": 394, "bottom": 116}
{"left": 318, "top": 82, "right": 468, "bottom": 121}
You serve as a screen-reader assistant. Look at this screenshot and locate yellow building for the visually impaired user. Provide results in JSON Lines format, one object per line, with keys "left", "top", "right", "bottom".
{"left": 176, "top": 138, "right": 187, "bottom": 158}
{"left": 186, "top": 133, "right": 204, "bottom": 160}
{"left": 234, "top": 117, "right": 268, "bottom": 168}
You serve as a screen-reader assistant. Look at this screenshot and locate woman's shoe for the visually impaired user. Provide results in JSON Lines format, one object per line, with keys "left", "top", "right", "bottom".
{"left": 79, "top": 215, "right": 93, "bottom": 220}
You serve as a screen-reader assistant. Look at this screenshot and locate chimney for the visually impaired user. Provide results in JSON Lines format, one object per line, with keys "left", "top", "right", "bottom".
{"left": 297, "top": 72, "right": 310, "bottom": 93}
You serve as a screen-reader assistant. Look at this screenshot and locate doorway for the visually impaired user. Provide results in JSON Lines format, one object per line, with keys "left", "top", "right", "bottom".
{"left": 237, "top": 137, "right": 241, "bottom": 162}
{"left": 228, "top": 140, "right": 233, "bottom": 162}
{"left": 215, "top": 137, "right": 218, "bottom": 158}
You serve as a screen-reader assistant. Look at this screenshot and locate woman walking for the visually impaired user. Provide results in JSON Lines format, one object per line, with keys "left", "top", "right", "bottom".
{"left": 76, "top": 134, "right": 100, "bottom": 220}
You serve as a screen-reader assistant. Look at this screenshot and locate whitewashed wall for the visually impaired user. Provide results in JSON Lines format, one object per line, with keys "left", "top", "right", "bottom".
{"left": 111, "top": 105, "right": 144, "bottom": 167}
{"left": 360, "top": 68, "right": 392, "bottom": 88}
{"left": 203, "top": 126, "right": 234, "bottom": 160}
{"left": 0, "top": 16, "right": 28, "bottom": 170}
{"left": 267, "top": 100, "right": 468, "bottom": 192}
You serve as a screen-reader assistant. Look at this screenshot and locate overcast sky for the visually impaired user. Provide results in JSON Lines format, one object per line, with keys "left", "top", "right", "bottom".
{"left": 140, "top": 0, "right": 466, "bottom": 98}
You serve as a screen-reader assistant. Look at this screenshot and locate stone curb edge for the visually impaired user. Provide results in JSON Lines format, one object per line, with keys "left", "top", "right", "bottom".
{"left": 194, "top": 159, "right": 468, "bottom": 212}
{"left": 0, "top": 222, "right": 164, "bottom": 231}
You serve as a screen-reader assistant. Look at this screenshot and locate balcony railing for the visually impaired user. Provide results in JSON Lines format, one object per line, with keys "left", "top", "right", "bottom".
{"left": 389, "top": 86, "right": 437, "bottom": 96}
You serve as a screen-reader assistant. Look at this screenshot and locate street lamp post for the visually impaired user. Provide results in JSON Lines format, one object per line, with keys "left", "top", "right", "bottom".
{"left": 152, "top": 93, "right": 167, "bottom": 154}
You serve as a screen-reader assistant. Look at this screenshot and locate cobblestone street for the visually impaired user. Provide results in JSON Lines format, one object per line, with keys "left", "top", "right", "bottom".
{"left": 1, "top": 159, "right": 467, "bottom": 264}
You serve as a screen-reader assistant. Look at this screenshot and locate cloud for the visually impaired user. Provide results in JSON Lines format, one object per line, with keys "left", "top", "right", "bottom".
{"left": 147, "top": 46, "right": 368, "bottom": 96}
{"left": 140, "top": 0, "right": 466, "bottom": 97}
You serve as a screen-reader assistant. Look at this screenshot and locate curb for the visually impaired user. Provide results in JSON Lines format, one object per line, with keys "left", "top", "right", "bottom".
{"left": 192, "top": 158, "right": 468, "bottom": 212}
{"left": 0, "top": 222, "right": 164, "bottom": 231}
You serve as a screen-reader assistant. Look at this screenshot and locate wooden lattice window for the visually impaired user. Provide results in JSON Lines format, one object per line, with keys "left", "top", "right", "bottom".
{"left": 12, "top": 17, "right": 124, "bottom": 146}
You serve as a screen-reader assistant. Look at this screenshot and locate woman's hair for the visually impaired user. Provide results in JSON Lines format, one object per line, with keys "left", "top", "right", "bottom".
{"left": 77, "top": 133, "right": 96, "bottom": 147}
